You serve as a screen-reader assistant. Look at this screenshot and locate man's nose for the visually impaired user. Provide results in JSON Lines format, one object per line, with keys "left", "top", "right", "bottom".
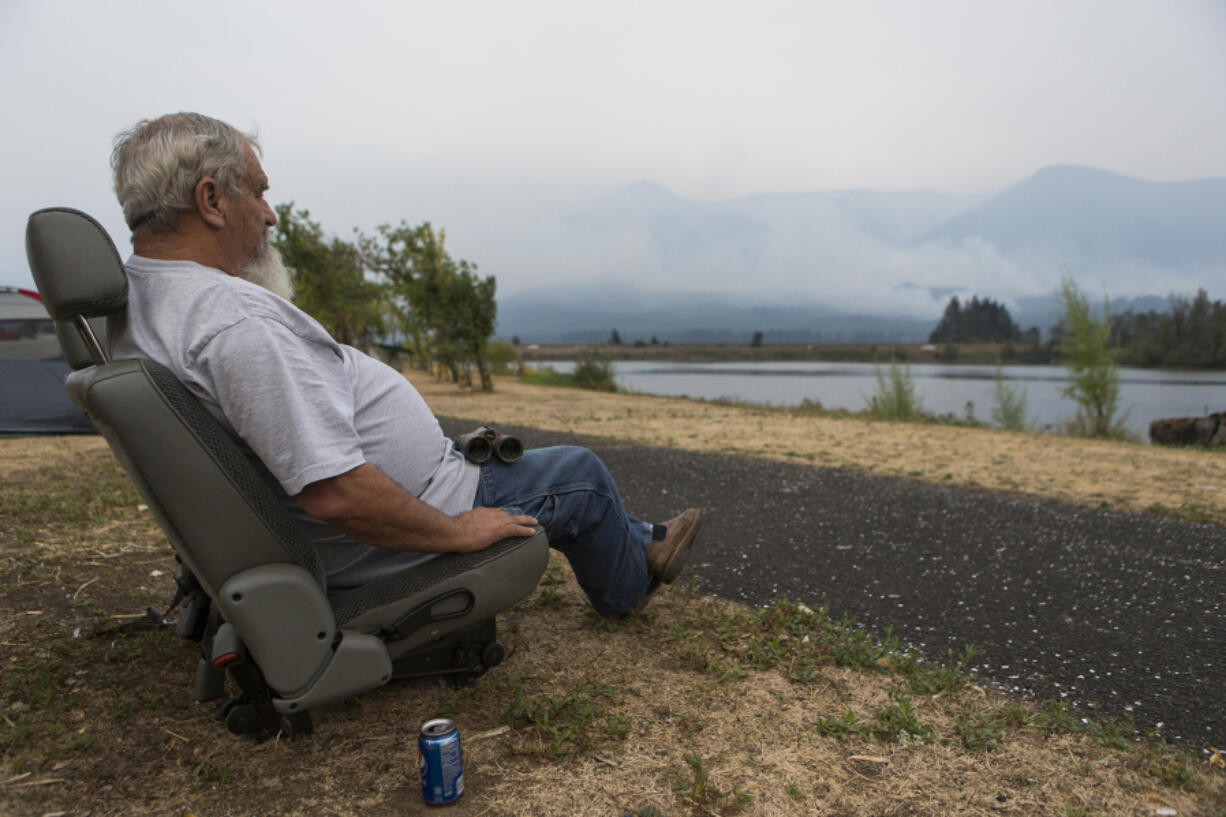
{"left": 262, "top": 199, "right": 277, "bottom": 227}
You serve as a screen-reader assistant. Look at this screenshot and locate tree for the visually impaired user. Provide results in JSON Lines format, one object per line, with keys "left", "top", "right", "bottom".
{"left": 360, "top": 221, "right": 500, "bottom": 390}
{"left": 1057, "top": 277, "right": 1126, "bottom": 438}
{"left": 409, "top": 224, "right": 497, "bottom": 389}
{"left": 751, "top": 330, "right": 764, "bottom": 347}
{"left": 609, "top": 329, "right": 622, "bottom": 345}
{"left": 929, "top": 295, "right": 1022, "bottom": 343}
{"left": 358, "top": 221, "right": 428, "bottom": 369}
{"left": 1113, "top": 288, "right": 1226, "bottom": 368}
{"left": 273, "top": 204, "right": 385, "bottom": 348}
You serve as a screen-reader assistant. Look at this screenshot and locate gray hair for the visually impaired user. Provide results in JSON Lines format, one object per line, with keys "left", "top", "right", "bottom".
{"left": 111, "top": 112, "right": 260, "bottom": 234}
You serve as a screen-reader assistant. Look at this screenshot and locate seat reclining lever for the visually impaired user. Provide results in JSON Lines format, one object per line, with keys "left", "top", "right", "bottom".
{"left": 379, "top": 588, "right": 475, "bottom": 642}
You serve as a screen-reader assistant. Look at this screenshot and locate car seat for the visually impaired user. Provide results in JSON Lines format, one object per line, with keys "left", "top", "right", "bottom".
{"left": 25, "top": 207, "right": 549, "bottom": 737}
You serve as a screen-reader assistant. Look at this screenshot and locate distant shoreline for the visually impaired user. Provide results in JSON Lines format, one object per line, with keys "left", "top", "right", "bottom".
{"left": 517, "top": 341, "right": 1050, "bottom": 367}
{"left": 413, "top": 374, "right": 1226, "bottom": 526}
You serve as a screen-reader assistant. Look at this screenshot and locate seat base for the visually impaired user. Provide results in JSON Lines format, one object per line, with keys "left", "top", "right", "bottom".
{"left": 222, "top": 694, "right": 314, "bottom": 739}
{"left": 390, "top": 618, "right": 505, "bottom": 686}
{"left": 212, "top": 618, "right": 505, "bottom": 738}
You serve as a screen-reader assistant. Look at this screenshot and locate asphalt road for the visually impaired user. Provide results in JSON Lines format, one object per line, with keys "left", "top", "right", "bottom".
{"left": 440, "top": 419, "right": 1226, "bottom": 749}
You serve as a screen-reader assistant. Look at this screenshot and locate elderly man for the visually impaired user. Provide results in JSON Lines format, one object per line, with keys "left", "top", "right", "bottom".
{"left": 108, "top": 112, "right": 700, "bottom": 617}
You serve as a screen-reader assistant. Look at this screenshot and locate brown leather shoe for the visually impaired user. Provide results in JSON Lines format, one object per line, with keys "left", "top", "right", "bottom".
{"left": 631, "top": 508, "right": 702, "bottom": 614}
{"left": 646, "top": 508, "right": 702, "bottom": 583}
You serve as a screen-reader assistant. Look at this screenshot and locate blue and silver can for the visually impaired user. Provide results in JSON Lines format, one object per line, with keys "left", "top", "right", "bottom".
{"left": 418, "top": 718, "right": 464, "bottom": 805}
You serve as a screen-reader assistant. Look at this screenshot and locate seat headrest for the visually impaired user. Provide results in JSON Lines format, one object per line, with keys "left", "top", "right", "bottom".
{"left": 26, "top": 208, "right": 128, "bottom": 321}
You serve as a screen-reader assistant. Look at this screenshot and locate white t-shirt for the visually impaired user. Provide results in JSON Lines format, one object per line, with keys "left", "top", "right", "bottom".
{"left": 112, "top": 256, "right": 479, "bottom": 584}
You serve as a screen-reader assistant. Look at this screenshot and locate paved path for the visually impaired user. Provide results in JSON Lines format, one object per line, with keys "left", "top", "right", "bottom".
{"left": 440, "top": 419, "right": 1226, "bottom": 749}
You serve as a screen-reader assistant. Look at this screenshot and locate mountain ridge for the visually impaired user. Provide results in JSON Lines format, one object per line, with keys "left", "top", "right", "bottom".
{"left": 490, "top": 164, "right": 1223, "bottom": 343}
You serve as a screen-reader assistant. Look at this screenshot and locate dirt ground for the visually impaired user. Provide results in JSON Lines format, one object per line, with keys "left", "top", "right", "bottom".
{"left": 2, "top": 381, "right": 1225, "bottom": 816}
{"left": 413, "top": 375, "right": 1226, "bottom": 524}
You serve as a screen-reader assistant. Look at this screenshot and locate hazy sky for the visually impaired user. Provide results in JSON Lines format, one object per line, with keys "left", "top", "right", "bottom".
{"left": 3, "top": 0, "right": 1224, "bottom": 299}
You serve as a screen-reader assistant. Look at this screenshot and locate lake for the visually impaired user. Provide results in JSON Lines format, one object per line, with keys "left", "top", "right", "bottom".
{"left": 530, "top": 360, "right": 1226, "bottom": 440}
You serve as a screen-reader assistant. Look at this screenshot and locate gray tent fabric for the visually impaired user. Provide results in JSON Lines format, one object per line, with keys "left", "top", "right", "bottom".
{"left": 0, "top": 288, "right": 93, "bottom": 435}
{"left": 0, "top": 359, "right": 94, "bottom": 434}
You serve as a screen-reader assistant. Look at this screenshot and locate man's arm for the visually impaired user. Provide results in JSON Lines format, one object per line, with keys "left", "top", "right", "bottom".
{"left": 294, "top": 462, "right": 538, "bottom": 553}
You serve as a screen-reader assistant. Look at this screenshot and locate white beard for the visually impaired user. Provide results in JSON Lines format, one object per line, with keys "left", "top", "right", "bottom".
{"left": 240, "top": 235, "right": 294, "bottom": 301}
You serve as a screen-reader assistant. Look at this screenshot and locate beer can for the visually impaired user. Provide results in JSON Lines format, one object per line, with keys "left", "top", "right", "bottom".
{"left": 418, "top": 718, "right": 464, "bottom": 805}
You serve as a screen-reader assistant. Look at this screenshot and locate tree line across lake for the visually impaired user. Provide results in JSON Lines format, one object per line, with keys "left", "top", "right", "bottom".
{"left": 928, "top": 291, "right": 1226, "bottom": 369}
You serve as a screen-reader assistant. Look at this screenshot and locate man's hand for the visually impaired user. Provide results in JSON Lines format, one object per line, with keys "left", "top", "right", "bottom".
{"left": 295, "top": 463, "right": 537, "bottom": 554}
{"left": 450, "top": 507, "right": 540, "bottom": 552}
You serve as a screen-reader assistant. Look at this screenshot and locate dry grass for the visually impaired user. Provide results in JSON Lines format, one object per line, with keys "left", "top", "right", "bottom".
{"left": 2, "top": 387, "right": 1225, "bottom": 816}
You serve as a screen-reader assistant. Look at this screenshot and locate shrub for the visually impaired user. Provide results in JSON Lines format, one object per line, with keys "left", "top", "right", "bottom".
{"left": 990, "top": 364, "right": 1030, "bottom": 431}
{"left": 866, "top": 362, "right": 923, "bottom": 421}
{"left": 1057, "top": 277, "right": 1130, "bottom": 439}
{"left": 573, "top": 348, "right": 617, "bottom": 392}
{"left": 485, "top": 340, "right": 521, "bottom": 374}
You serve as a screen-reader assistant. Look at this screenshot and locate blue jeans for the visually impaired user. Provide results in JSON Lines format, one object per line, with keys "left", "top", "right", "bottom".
{"left": 476, "top": 445, "right": 653, "bottom": 617}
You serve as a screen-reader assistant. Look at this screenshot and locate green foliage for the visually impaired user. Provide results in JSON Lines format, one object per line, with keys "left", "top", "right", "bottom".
{"left": 1057, "top": 277, "right": 1128, "bottom": 439}
{"left": 273, "top": 204, "right": 503, "bottom": 389}
{"left": 485, "top": 339, "right": 522, "bottom": 374}
{"left": 1034, "top": 700, "right": 1136, "bottom": 750}
{"left": 1115, "top": 288, "right": 1226, "bottom": 368}
{"left": 815, "top": 710, "right": 868, "bottom": 740}
{"left": 815, "top": 690, "right": 938, "bottom": 745}
{"left": 663, "top": 599, "right": 975, "bottom": 701}
{"left": 273, "top": 203, "right": 386, "bottom": 348}
{"left": 870, "top": 688, "right": 934, "bottom": 743}
{"left": 519, "top": 365, "right": 578, "bottom": 389}
{"left": 572, "top": 348, "right": 617, "bottom": 391}
{"left": 866, "top": 362, "right": 923, "bottom": 421}
{"left": 673, "top": 752, "right": 752, "bottom": 813}
{"left": 358, "top": 220, "right": 498, "bottom": 389}
{"left": 990, "top": 363, "right": 1031, "bottom": 431}
{"left": 1148, "top": 755, "right": 1205, "bottom": 792}
{"left": 534, "top": 565, "right": 567, "bottom": 607}
{"left": 929, "top": 295, "right": 1022, "bottom": 343}
{"left": 501, "top": 681, "right": 623, "bottom": 756}
{"left": 954, "top": 714, "right": 1005, "bottom": 752}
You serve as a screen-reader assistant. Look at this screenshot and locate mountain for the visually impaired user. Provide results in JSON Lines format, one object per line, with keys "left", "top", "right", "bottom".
{"left": 562, "top": 182, "right": 771, "bottom": 286}
{"left": 720, "top": 188, "right": 983, "bottom": 244}
{"left": 920, "top": 165, "right": 1226, "bottom": 269}
{"left": 488, "top": 166, "right": 1224, "bottom": 342}
{"left": 495, "top": 285, "right": 933, "bottom": 345}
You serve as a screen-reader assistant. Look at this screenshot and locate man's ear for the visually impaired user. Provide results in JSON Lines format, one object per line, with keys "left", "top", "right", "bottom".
{"left": 194, "top": 176, "right": 226, "bottom": 229}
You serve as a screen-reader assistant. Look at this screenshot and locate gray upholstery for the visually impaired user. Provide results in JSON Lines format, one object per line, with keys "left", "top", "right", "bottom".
{"left": 333, "top": 533, "right": 549, "bottom": 656}
{"left": 26, "top": 208, "right": 127, "bottom": 321}
{"left": 25, "top": 206, "right": 548, "bottom": 722}
{"left": 66, "top": 358, "right": 326, "bottom": 596}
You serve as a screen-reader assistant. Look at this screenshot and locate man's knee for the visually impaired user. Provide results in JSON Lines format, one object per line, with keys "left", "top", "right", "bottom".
{"left": 555, "top": 445, "right": 611, "bottom": 481}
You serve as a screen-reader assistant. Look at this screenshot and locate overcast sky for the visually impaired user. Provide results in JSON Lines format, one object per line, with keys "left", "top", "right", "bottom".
{"left": 3, "top": 0, "right": 1224, "bottom": 299}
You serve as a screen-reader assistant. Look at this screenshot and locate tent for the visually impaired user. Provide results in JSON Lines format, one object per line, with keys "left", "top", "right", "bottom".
{"left": 0, "top": 287, "right": 93, "bottom": 434}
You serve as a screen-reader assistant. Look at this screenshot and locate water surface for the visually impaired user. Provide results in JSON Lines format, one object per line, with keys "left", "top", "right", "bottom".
{"left": 532, "top": 360, "right": 1226, "bottom": 440}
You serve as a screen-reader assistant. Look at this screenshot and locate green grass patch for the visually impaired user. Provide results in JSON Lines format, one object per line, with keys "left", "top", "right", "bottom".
{"left": 662, "top": 599, "right": 976, "bottom": 695}
{"left": 1144, "top": 501, "right": 1224, "bottom": 526}
{"left": 501, "top": 678, "right": 628, "bottom": 756}
{"left": 0, "top": 458, "right": 140, "bottom": 545}
{"left": 672, "top": 751, "right": 752, "bottom": 814}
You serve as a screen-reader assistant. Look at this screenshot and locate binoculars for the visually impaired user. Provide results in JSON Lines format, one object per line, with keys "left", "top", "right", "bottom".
{"left": 456, "top": 426, "right": 523, "bottom": 465}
